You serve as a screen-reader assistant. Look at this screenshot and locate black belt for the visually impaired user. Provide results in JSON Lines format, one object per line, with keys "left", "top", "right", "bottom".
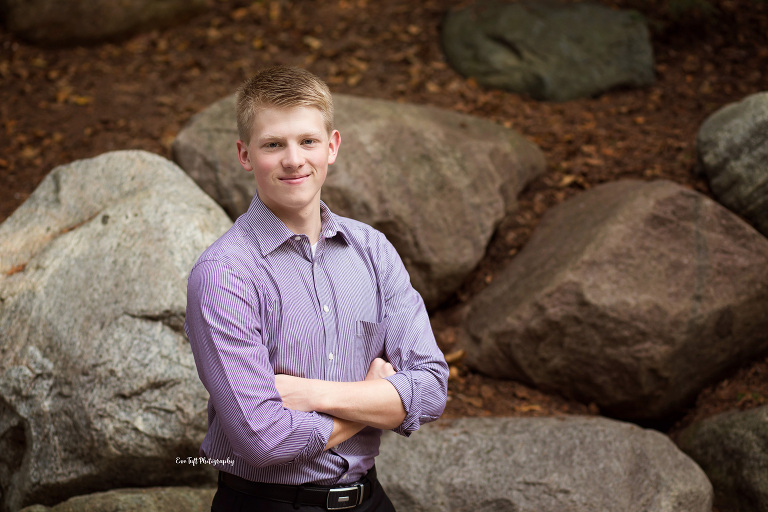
{"left": 219, "top": 466, "right": 377, "bottom": 510}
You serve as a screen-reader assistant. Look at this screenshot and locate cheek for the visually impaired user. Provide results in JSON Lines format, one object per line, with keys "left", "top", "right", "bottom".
{"left": 252, "top": 157, "right": 277, "bottom": 175}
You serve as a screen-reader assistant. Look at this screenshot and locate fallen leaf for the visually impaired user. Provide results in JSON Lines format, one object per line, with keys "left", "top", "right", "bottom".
{"left": 20, "top": 146, "right": 40, "bottom": 160}
{"left": 346, "top": 73, "right": 363, "bottom": 86}
{"left": 444, "top": 349, "right": 466, "bottom": 365}
{"left": 207, "top": 27, "right": 222, "bottom": 42}
{"left": 559, "top": 174, "right": 578, "bottom": 187}
{"left": 303, "top": 35, "right": 322, "bottom": 50}
{"left": 231, "top": 7, "right": 249, "bottom": 20}
{"left": 70, "top": 95, "right": 94, "bottom": 106}
{"left": 4, "top": 119, "right": 17, "bottom": 136}
{"left": 56, "top": 86, "right": 73, "bottom": 104}
{"left": 583, "top": 157, "right": 604, "bottom": 167}
{"left": 269, "top": 1, "right": 281, "bottom": 21}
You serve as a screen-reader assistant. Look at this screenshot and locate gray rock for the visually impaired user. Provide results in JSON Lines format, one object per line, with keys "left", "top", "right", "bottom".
{"left": 677, "top": 405, "right": 768, "bottom": 512}
{"left": 459, "top": 180, "right": 768, "bottom": 420}
{"left": 377, "top": 416, "right": 713, "bottom": 512}
{"left": 172, "top": 93, "right": 545, "bottom": 310}
{"left": 0, "top": 0, "right": 207, "bottom": 46}
{"left": 19, "top": 486, "right": 215, "bottom": 512}
{"left": 697, "top": 91, "right": 768, "bottom": 238}
{"left": 0, "top": 151, "right": 231, "bottom": 511}
{"left": 442, "top": 0, "right": 655, "bottom": 101}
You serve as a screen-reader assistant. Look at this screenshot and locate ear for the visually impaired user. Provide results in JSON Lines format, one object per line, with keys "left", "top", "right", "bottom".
{"left": 327, "top": 130, "right": 341, "bottom": 165}
{"left": 236, "top": 140, "right": 253, "bottom": 172}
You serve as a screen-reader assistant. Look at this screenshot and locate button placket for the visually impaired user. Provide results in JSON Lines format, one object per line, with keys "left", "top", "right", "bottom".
{"left": 312, "top": 258, "right": 337, "bottom": 379}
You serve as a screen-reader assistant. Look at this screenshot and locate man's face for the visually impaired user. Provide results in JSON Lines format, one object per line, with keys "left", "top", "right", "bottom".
{"left": 237, "top": 105, "right": 340, "bottom": 223}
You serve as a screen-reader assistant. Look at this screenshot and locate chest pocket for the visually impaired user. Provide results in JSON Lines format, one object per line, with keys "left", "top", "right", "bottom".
{"left": 353, "top": 319, "right": 388, "bottom": 380}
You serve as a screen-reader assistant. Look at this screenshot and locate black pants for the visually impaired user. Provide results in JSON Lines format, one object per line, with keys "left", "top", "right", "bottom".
{"left": 211, "top": 478, "right": 397, "bottom": 512}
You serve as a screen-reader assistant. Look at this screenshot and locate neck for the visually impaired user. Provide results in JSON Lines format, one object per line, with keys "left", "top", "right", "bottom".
{"left": 274, "top": 204, "right": 322, "bottom": 245}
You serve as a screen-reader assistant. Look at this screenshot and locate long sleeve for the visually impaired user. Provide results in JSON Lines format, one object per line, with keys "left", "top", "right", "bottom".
{"left": 376, "top": 237, "right": 449, "bottom": 436}
{"left": 185, "top": 258, "right": 334, "bottom": 468}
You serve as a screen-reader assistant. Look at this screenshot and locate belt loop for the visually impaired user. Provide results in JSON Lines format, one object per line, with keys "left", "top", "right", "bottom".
{"left": 292, "top": 485, "right": 303, "bottom": 510}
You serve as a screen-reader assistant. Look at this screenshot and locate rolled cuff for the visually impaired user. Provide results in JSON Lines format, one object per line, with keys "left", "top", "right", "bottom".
{"left": 293, "top": 411, "right": 335, "bottom": 464}
{"left": 384, "top": 372, "right": 421, "bottom": 436}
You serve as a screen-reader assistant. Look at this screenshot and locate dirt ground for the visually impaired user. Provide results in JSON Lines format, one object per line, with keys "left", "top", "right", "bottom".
{"left": 1, "top": 0, "right": 767, "bottom": 435}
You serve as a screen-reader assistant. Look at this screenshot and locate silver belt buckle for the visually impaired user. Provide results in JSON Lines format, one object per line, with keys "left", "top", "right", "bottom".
{"left": 327, "top": 483, "right": 363, "bottom": 510}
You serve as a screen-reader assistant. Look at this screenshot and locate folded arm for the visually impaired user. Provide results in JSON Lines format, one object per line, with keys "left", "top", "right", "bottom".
{"left": 276, "top": 357, "right": 405, "bottom": 449}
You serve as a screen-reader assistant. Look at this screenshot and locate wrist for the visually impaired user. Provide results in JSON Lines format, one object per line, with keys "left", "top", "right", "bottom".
{"left": 312, "top": 379, "right": 335, "bottom": 414}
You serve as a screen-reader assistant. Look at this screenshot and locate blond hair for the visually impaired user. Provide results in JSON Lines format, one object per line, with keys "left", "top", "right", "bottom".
{"left": 236, "top": 66, "right": 334, "bottom": 142}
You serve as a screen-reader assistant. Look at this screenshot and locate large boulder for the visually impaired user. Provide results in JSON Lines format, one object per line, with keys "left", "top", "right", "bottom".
{"left": 697, "top": 91, "right": 768, "bottom": 238}
{"left": 442, "top": 0, "right": 655, "bottom": 101}
{"left": 0, "top": 151, "right": 231, "bottom": 511}
{"left": 0, "top": 0, "right": 207, "bottom": 46}
{"left": 459, "top": 179, "right": 768, "bottom": 420}
{"left": 377, "top": 416, "right": 713, "bottom": 512}
{"left": 20, "top": 487, "right": 216, "bottom": 512}
{"left": 677, "top": 405, "right": 768, "bottom": 512}
{"left": 172, "top": 93, "right": 545, "bottom": 310}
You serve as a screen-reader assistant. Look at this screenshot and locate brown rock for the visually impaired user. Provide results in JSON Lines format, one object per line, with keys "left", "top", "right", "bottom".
{"left": 460, "top": 179, "right": 768, "bottom": 420}
{"left": 172, "top": 93, "right": 545, "bottom": 310}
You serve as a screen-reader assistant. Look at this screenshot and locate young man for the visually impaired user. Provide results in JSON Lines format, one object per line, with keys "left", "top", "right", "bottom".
{"left": 185, "top": 66, "right": 449, "bottom": 511}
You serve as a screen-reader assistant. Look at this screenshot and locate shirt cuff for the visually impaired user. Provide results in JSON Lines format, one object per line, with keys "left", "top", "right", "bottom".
{"left": 384, "top": 372, "right": 421, "bottom": 436}
{"left": 296, "top": 411, "right": 335, "bottom": 463}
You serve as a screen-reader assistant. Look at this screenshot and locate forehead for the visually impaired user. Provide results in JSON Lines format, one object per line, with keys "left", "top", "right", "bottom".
{"left": 251, "top": 106, "right": 326, "bottom": 140}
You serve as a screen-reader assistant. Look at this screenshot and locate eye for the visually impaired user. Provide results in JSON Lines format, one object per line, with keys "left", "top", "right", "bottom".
{"left": 264, "top": 141, "right": 281, "bottom": 149}
{"left": 302, "top": 138, "right": 317, "bottom": 145}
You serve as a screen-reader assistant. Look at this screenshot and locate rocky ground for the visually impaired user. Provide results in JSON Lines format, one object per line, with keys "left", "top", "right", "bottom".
{"left": 1, "top": 0, "right": 767, "bottom": 434}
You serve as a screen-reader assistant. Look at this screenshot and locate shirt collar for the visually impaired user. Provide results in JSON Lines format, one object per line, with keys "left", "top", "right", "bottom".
{"left": 243, "top": 193, "right": 348, "bottom": 256}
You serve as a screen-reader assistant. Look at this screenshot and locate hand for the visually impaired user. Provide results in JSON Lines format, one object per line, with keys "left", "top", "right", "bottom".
{"left": 365, "top": 357, "right": 396, "bottom": 381}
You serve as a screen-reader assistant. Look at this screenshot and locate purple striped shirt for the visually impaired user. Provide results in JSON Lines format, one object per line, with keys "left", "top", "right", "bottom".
{"left": 185, "top": 193, "right": 448, "bottom": 485}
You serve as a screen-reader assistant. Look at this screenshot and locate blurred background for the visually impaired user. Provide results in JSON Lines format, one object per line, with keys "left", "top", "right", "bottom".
{"left": 1, "top": 0, "right": 767, "bottom": 430}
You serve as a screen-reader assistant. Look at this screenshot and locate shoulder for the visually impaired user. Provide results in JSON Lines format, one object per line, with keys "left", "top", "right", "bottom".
{"left": 190, "top": 220, "right": 259, "bottom": 280}
{"left": 330, "top": 212, "right": 404, "bottom": 275}
{"left": 332, "top": 212, "right": 389, "bottom": 249}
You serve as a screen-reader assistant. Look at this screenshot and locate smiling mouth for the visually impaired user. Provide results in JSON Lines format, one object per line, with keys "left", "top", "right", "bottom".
{"left": 279, "top": 174, "right": 310, "bottom": 184}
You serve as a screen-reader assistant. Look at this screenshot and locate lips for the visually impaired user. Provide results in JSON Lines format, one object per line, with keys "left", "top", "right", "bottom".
{"left": 279, "top": 174, "right": 310, "bottom": 185}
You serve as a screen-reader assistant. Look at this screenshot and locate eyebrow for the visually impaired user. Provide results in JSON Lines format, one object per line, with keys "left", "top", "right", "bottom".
{"left": 258, "top": 131, "right": 324, "bottom": 142}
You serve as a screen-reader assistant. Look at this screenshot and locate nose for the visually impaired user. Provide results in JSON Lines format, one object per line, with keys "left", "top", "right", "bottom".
{"left": 281, "top": 143, "right": 305, "bottom": 169}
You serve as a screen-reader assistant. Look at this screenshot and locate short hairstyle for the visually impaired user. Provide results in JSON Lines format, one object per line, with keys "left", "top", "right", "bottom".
{"left": 236, "top": 66, "right": 334, "bottom": 142}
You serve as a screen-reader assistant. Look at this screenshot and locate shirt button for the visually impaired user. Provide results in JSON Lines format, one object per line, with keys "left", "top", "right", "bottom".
{"left": 323, "top": 305, "right": 329, "bottom": 313}
{"left": 328, "top": 353, "right": 334, "bottom": 361}
{"left": 294, "top": 236, "right": 301, "bottom": 241}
